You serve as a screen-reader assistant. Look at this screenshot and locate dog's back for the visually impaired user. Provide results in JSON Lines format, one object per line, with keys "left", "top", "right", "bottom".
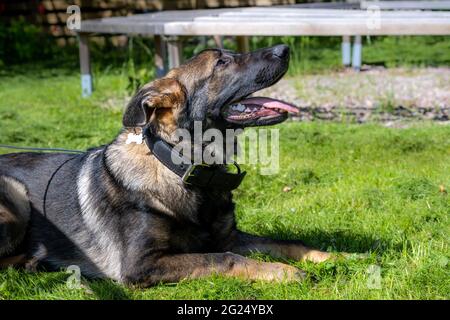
{"left": 0, "top": 152, "right": 81, "bottom": 210}
{"left": 0, "top": 153, "right": 70, "bottom": 260}
{"left": 0, "top": 152, "right": 104, "bottom": 273}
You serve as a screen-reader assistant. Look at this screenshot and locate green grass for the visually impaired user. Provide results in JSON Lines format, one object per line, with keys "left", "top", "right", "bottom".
{"left": 0, "top": 71, "right": 449, "bottom": 300}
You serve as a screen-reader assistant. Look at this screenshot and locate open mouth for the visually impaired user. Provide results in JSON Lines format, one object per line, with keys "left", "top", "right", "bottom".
{"left": 221, "top": 97, "right": 299, "bottom": 127}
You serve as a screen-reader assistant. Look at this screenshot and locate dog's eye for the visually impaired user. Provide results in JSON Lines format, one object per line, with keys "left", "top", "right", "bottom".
{"left": 216, "top": 57, "right": 231, "bottom": 67}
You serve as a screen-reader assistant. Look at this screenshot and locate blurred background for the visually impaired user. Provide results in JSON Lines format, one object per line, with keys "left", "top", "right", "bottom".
{"left": 1, "top": 1, "right": 449, "bottom": 96}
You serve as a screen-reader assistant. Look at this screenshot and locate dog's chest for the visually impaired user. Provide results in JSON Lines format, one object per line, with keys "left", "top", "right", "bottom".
{"left": 131, "top": 191, "right": 236, "bottom": 254}
{"left": 169, "top": 193, "right": 237, "bottom": 252}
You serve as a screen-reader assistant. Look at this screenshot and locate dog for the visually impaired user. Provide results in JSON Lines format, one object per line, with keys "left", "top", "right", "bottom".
{"left": 0, "top": 45, "right": 335, "bottom": 286}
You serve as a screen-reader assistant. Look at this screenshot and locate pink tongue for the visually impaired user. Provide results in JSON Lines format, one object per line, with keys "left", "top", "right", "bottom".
{"left": 239, "top": 97, "right": 299, "bottom": 114}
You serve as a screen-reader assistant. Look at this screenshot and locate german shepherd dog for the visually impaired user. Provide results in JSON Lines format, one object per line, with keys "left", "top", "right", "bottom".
{"left": 0, "top": 45, "right": 336, "bottom": 286}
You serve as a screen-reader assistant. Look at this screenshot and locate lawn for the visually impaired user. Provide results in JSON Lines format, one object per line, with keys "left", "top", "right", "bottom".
{"left": 0, "top": 71, "right": 449, "bottom": 300}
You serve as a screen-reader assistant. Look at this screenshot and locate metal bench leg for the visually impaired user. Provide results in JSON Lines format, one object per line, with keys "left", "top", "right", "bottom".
{"left": 78, "top": 33, "right": 92, "bottom": 97}
{"left": 167, "top": 36, "right": 183, "bottom": 70}
{"left": 352, "top": 35, "right": 362, "bottom": 71}
{"left": 236, "top": 36, "right": 250, "bottom": 53}
{"left": 154, "top": 35, "right": 167, "bottom": 78}
{"left": 342, "top": 35, "right": 351, "bottom": 67}
{"left": 213, "top": 35, "right": 223, "bottom": 49}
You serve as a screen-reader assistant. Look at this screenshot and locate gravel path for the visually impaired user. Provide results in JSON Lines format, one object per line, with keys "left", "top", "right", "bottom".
{"left": 256, "top": 67, "right": 450, "bottom": 123}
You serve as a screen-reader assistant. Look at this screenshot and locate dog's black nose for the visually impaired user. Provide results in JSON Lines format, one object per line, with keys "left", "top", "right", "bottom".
{"left": 272, "top": 45, "right": 289, "bottom": 59}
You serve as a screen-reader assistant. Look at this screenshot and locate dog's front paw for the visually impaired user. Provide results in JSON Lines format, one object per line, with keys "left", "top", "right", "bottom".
{"left": 301, "top": 250, "right": 332, "bottom": 263}
{"left": 255, "top": 262, "right": 305, "bottom": 282}
{"left": 313, "top": 251, "right": 370, "bottom": 263}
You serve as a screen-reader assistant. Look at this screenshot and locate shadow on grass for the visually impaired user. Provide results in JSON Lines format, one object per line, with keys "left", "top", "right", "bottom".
{"left": 261, "top": 229, "right": 402, "bottom": 254}
{"left": 87, "top": 279, "right": 132, "bottom": 300}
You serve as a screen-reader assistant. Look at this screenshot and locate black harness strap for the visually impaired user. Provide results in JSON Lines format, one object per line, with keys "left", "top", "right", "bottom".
{"left": 0, "top": 144, "right": 84, "bottom": 154}
{"left": 42, "top": 155, "right": 79, "bottom": 218}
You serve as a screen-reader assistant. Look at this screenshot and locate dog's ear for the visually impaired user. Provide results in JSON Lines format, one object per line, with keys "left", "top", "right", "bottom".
{"left": 123, "top": 78, "right": 186, "bottom": 128}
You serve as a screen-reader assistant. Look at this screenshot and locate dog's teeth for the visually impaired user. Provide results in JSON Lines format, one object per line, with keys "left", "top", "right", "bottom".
{"left": 232, "top": 103, "right": 245, "bottom": 112}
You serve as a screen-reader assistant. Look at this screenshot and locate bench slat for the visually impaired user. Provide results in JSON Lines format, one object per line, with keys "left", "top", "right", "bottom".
{"left": 79, "top": 8, "right": 450, "bottom": 36}
{"left": 163, "top": 20, "right": 450, "bottom": 36}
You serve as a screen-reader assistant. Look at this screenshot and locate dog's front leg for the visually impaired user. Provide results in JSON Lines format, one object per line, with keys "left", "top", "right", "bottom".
{"left": 122, "top": 252, "right": 304, "bottom": 287}
{"left": 232, "top": 231, "right": 332, "bottom": 263}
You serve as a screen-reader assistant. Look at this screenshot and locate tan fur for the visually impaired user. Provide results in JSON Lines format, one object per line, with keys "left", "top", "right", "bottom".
{"left": 232, "top": 233, "right": 332, "bottom": 263}
{"left": 167, "top": 50, "right": 219, "bottom": 92}
{"left": 105, "top": 132, "right": 202, "bottom": 221}
{"left": 138, "top": 252, "right": 304, "bottom": 286}
{"left": 0, "top": 176, "right": 30, "bottom": 256}
{"left": 190, "top": 259, "right": 303, "bottom": 282}
{"left": 0, "top": 254, "right": 27, "bottom": 268}
{"left": 224, "top": 256, "right": 304, "bottom": 282}
{"left": 140, "top": 78, "right": 186, "bottom": 141}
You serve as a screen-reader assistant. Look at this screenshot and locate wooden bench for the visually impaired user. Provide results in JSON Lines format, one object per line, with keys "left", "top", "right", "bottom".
{"left": 77, "top": 6, "right": 450, "bottom": 97}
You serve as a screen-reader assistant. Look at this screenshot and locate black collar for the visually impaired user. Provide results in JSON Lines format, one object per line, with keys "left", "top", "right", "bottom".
{"left": 143, "top": 127, "right": 246, "bottom": 191}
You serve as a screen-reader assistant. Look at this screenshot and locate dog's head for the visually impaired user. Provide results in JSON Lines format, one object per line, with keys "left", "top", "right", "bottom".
{"left": 123, "top": 45, "right": 298, "bottom": 138}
